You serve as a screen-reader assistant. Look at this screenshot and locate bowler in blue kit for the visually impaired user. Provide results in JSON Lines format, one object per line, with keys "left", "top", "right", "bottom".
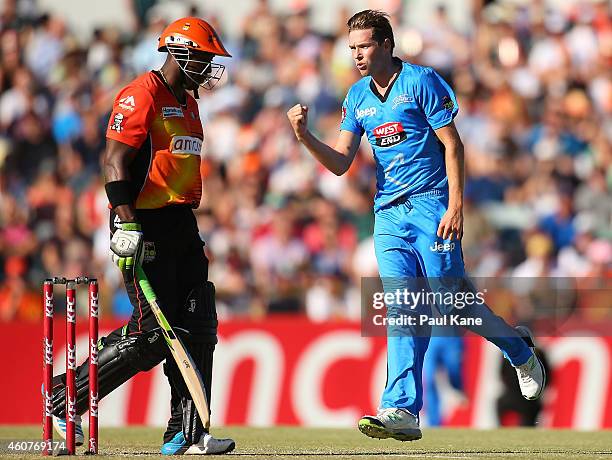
{"left": 287, "top": 10, "right": 546, "bottom": 441}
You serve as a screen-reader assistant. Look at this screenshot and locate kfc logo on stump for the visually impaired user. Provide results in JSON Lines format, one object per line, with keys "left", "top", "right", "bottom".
{"left": 89, "top": 390, "right": 99, "bottom": 418}
{"left": 372, "top": 122, "right": 407, "bottom": 148}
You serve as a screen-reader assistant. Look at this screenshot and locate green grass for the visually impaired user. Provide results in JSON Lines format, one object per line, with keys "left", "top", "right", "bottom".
{"left": 1, "top": 426, "right": 611, "bottom": 459}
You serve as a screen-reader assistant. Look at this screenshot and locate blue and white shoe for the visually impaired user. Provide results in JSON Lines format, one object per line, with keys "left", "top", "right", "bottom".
{"left": 162, "top": 432, "right": 187, "bottom": 455}
{"left": 53, "top": 414, "right": 84, "bottom": 446}
{"left": 161, "top": 432, "right": 235, "bottom": 455}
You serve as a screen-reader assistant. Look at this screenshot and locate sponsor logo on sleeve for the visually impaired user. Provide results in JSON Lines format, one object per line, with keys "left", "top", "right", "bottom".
{"left": 372, "top": 122, "right": 407, "bottom": 147}
{"left": 118, "top": 95, "right": 135, "bottom": 111}
{"left": 170, "top": 136, "right": 202, "bottom": 155}
{"left": 442, "top": 95, "right": 455, "bottom": 112}
{"left": 110, "top": 113, "right": 124, "bottom": 133}
{"left": 162, "top": 106, "right": 184, "bottom": 118}
{"left": 341, "top": 106, "right": 346, "bottom": 123}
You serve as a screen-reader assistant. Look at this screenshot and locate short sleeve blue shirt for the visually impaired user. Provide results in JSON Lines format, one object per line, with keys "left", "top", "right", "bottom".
{"left": 340, "top": 60, "right": 458, "bottom": 211}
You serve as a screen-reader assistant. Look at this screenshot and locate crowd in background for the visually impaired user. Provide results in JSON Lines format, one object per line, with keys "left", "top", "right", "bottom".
{"left": 0, "top": 0, "right": 610, "bottom": 324}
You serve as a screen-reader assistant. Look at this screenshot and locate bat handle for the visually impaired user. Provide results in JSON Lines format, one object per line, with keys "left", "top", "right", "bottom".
{"left": 136, "top": 266, "right": 157, "bottom": 302}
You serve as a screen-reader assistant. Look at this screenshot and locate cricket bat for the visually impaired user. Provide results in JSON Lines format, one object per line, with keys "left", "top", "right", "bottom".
{"left": 136, "top": 266, "right": 211, "bottom": 429}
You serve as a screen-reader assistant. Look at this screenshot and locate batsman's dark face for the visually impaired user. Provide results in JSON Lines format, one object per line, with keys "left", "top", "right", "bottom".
{"left": 348, "top": 29, "right": 387, "bottom": 77}
{"left": 183, "top": 50, "right": 215, "bottom": 89}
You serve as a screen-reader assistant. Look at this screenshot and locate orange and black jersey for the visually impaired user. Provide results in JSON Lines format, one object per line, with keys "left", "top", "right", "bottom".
{"left": 106, "top": 71, "right": 204, "bottom": 209}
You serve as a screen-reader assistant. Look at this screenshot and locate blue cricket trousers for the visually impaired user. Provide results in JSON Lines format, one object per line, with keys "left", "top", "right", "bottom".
{"left": 373, "top": 189, "right": 532, "bottom": 415}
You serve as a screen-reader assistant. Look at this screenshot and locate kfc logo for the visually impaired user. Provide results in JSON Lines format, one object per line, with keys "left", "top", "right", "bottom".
{"left": 90, "top": 338, "right": 98, "bottom": 365}
{"left": 44, "top": 291, "right": 53, "bottom": 318}
{"left": 110, "top": 113, "right": 124, "bottom": 133}
{"left": 44, "top": 337, "right": 53, "bottom": 366}
{"left": 90, "top": 291, "right": 99, "bottom": 318}
{"left": 67, "top": 394, "right": 76, "bottom": 423}
{"left": 89, "top": 390, "right": 99, "bottom": 418}
{"left": 44, "top": 390, "right": 53, "bottom": 417}
{"left": 67, "top": 344, "right": 77, "bottom": 370}
{"left": 66, "top": 296, "right": 76, "bottom": 323}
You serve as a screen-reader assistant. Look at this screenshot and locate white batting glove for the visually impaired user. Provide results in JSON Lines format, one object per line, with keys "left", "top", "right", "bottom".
{"left": 110, "top": 222, "right": 144, "bottom": 272}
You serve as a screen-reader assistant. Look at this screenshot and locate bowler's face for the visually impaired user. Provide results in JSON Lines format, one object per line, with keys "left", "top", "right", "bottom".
{"left": 348, "top": 28, "right": 385, "bottom": 76}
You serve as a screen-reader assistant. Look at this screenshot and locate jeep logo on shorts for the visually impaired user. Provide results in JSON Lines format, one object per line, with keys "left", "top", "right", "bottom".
{"left": 373, "top": 122, "right": 407, "bottom": 148}
{"left": 429, "top": 241, "right": 456, "bottom": 252}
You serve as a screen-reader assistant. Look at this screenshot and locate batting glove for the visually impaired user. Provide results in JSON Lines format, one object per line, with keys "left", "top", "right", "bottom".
{"left": 110, "top": 222, "right": 144, "bottom": 272}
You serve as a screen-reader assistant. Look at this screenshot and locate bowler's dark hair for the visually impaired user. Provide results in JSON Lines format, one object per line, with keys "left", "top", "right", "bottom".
{"left": 347, "top": 10, "right": 394, "bottom": 53}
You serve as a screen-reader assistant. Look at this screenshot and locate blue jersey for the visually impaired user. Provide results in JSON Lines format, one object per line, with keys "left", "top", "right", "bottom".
{"left": 340, "top": 60, "right": 458, "bottom": 211}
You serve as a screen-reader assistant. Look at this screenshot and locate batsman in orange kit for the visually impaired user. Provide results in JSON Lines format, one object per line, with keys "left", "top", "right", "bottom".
{"left": 48, "top": 17, "right": 236, "bottom": 455}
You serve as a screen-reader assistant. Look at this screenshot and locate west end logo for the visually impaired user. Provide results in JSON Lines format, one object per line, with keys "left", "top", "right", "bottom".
{"left": 372, "top": 122, "right": 407, "bottom": 148}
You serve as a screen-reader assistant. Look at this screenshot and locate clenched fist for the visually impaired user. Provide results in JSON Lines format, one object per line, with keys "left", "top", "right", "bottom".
{"left": 287, "top": 104, "right": 309, "bottom": 141}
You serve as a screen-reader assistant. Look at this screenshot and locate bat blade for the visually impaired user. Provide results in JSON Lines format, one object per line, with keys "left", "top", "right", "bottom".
{"left": 137, "top": 268, "right": 211, "bottom": 429}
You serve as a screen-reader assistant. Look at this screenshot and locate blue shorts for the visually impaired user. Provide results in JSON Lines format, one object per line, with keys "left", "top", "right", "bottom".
{"left": 374, "top": 189, "right": 464, "bottom": 281}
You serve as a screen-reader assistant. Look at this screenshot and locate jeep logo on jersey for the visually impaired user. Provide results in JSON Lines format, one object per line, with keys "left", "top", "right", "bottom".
{"left": 170, "top": 136, "right": 202, "bottom": 155}
{"left": 356, "top": 107, "right": 376, "bottom": 119}
{"left": 373, "top": 122, "right": 407, "bottom": 148}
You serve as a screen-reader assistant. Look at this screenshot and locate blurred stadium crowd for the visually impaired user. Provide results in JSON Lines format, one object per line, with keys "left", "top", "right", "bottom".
{"left": 0, "top": 0, "right": 610, "bottom": 322}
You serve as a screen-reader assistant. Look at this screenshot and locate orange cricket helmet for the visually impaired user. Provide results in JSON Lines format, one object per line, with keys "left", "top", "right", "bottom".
{"left": 158, "top": 17, "right": 231, "bottom": 91}
{"left": 158, "top": 17, "right": 231, "bottom": 56}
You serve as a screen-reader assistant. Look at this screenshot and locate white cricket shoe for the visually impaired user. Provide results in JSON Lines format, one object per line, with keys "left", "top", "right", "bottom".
{"left": 184, "top": 433, "right": 235, "bottom": 455}
{"left": 514, "top": 326, "right": 546, "bottom": 400}
{"left": 53, "top": 414, "right": 84, "bottom": 446}
{"left": 358, "top": 408, "right": 422, "bottom": 441}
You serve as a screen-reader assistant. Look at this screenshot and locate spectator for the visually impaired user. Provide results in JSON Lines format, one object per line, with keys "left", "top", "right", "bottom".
{"left": 0, "top": 1, "right": 609, "bottom": 323}
{"left": 251, "top": 206, "right": 308, "bottom": 313}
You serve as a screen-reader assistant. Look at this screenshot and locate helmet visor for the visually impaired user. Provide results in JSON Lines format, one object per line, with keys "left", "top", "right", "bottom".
{"left": 167, "top": 44, "right": 225, "bottom": 90}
